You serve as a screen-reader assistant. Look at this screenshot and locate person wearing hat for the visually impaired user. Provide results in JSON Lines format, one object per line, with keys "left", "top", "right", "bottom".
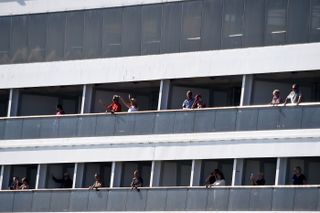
{"left": 89, "top": 174, "right": 103, "bottom": 190}
{"left": 106, "top": 95, "right": 122, "bottom": 113}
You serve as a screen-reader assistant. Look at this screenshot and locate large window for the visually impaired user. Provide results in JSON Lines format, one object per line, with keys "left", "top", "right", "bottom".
{"left": 160, "top": 160, "right": 191, "bottom": 186}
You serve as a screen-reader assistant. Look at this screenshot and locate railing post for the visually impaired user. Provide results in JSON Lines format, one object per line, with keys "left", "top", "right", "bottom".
{"left": 232, "top": 158, "right": 244, "bottom": 186}
{"left": 157, "top": 80, "right": 171, "bottom": 110}
{"left": 7, "top": 88, "right": 19, "bottom": 117}
{"left": 240, "top": 75, "right": 253, "bottom": 106}
{"left": 80, "top": 84, "right": 93, "bottom": 114}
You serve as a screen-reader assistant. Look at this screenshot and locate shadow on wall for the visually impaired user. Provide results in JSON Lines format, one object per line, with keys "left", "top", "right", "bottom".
{"left": 0, "top": 0, "right": 31, "bottom": 6}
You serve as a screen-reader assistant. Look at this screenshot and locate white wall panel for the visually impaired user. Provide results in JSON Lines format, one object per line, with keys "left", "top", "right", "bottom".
{"left": 0, "top": 43, "right": 319, "bottom": 90}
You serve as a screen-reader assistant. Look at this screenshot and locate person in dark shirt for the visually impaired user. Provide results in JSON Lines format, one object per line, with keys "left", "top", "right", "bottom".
{"left": 131, "top": 170, "right": 143, "bottom": 191}
{"left": 52, "top": 172, "right": 73, "bottom": 188}
{"left": 292, "top": 166, "right": 307, "bottom": 185}
{"left": 9, "top": 176, "right": 20, "bottom": 190}
{"left": 56, "top": 104, "right": 65, "bottom": 115}
{"left": 250, "top": 172, "right": 266, "bottom": 185}
{"left": 205, "top": 169, "right": 221, "bottom": 188}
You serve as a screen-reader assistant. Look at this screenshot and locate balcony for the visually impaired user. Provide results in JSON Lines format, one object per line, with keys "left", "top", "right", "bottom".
{"left": 0, "top": 186, "right": 319, "bottom": 212}
{"left": 0, "top": 104, "right": 320, "bottom": 140}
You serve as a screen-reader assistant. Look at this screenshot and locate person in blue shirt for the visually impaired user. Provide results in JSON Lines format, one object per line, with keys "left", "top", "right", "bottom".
{"left": 182, "top": 90, "right": 195, "bottom": 109}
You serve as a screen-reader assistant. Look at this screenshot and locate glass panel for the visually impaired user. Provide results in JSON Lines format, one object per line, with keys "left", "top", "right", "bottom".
{"left": 31, "top": 191, "right": 51, "bottom": 212}
{"left": 287, "top": 0, "right": 309, "bottom": 44}
{"left": 154, "top": 112, "right": 175, "bottom": 134}
{"left": 236, "top": 108, "right": 258, "bottom": 131}
{"left": 257, "top": 108, "right": 280, "bottom": 130}
{"left": 21, "top": 118, "right": 41, "bottom": 139}
{"left": 69, "top": 191, "right": 89, "bottom": 211}
{"left": 106, "top": 190, "right": 127, "bottom": 211}
{"left": 201, "top": 0, "right": 222, "bottom": 50}
{"left": 249, "top": 188, "right": 273, "bottom": 210}
{"left": 165, "top": 189, "right": 188, "bottom": 211}
{"left": 0, "top": 192, "right": 14, "bottom": 212}
{"left": 87, "top": 190, "right": 108, "bottom": 211}
{"left": 50, "top": 191, "right": 71, "bottom": 211}
{"left": 58, "top": 117, "right": 78, "bottom": 137}
{"left": 243, "top": 158, "right": 276, "bottom": 185}
{"left": 214, "top": 109, "right": 237, "bottom": 131}
{"left": 173, "top": 111, "right": 195, "bottom": 133}
{"left": 126, "top": 189, "right": 147, "bottom": 211}
{"left": 301, "top": 106, "right": 320, "bottom": 128}
{"left": 4, "top": 119, "right": 22, "bottom": 139}
{"left": 39, "top": 117, "right": 59, "bottom": 138}
{"left": 83, "top": 162, "right": 111, "bottom": 187}
{"left": 161, "top": 3, "right": 182, "bottom": 53}
{"left": 65, "top": 11, "right": 84, "bottom": 59}
{"left": 0, "top": 119, "right": 5, "bottom": 139}
{"left": 11, "top": 15, "right": 28, "bottom": 63}
{"left": 102, "top": 8, "right": 122, "bottom": 57}
{"left": 160, "top": 161, "right": 191, "bottom": 186}
{"left": 244, "top": 0, "right": 265, "bottom": 47}
{"left": 206, "top": 188, "right": 229, "bottom": 210}
{"left": 77, "top": 115, "right": 97, "bottom": 137}
{"left": 180, "top": 1, "right": 202, "bottom": 51}
{"left": 265, "top": 0, "right": 288, "bottom": 45}
{"left": 310, "top": 0, "right": 320, "bottom": 42}
{"left": 46, "top": 12, "right": 66, "bottom": 61}
{"left": 222, "top": 0, "right": 244, "bottom": 49}
{"left": 122, "top": 6, "right": 141, "bottom": 56}
{"left": 134, "top": 113, "right": 155, "bottom": 135}
{"left": 13, "top": 192, "right": 33, "bottom": 212}
{"left": 115, "top": 114, "right": 135, "bottom": 135}
{"left": 95, "top": 115, "right": 116, "bottom": 136}
{"left": 83, "top": 10, "right": 102, "bottom": 58}
{"left": 145, "top": 189, "right": 167, "bottom": 211}
{"left": 279, "top": 107, "right": 302, "bottom": 129}
{"left": 193, "top": 110, "right": 215, "bottom": 132}
{"left": 28, "top": 14, "right": 47, "bottom": 62}
{"left": 0, "top": 16, "right": 11, "bottom": 64}
{"left": 120, "top": 161, "right": 151, "bottom": 187}
{"left": 228, "top": 189, "right": 251, "bottom": 210}
{"left": 141, "top": 4, "right": 162, "bottom": 54}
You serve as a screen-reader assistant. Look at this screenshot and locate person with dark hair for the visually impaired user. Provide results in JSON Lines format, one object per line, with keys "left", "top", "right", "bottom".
{"left": 89, "top": 174, "right": 102, "bottom": 190}
{"left": 182, "top": 90, "right": 195, "bottom": 109}
{"left": 9, "top": 176, "right": 20, "bottom": 190}
{"left": 292, "top": 166, "right": 307, "bottom": 185}
{"left": 250, "top": 172, "right": 265, "bottom": 185}
{"left": 105, "top": 95, "right": 122, "bottom": 113}
{"left": 131, "top": 170, "right": 143, "bottom": 191}
{"left": 205, "top": 169, "right": 220, "bottom": 188}
{"left": 56, "top": 104, "right": 65, "bottom": 115}
{"left": 212, "top": 170, "right": 226, "bottom": 186}
{"left": 192, "top": 94, "right": 206, "bottom": 108}
{"left": 19, "top": 177, "right": 30, "bottom": 190}
{"left": 284, "top": 84, "right": 303, "bottom": 105}
{"left": 52, "top": 172, "right": 73, "bottom": 188}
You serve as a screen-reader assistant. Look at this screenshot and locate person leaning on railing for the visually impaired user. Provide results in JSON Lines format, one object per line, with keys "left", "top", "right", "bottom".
{"left": 284, "top": 84, "right": 303, "bottom": 106}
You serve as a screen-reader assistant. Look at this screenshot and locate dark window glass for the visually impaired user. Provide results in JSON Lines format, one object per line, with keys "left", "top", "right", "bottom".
{"left": 161, "top": 3, "right": 182, "bottom": 53}
{"left": 244, "top": 0, "right": 265, "bottom": 47}
{"left": 102, "top": 8, "right": 122, "bottom": 57}
{"left": 287, "top": 0, "right": 309, "bottom": 44}
{"left": 11, "top": 15, "right": 28, "bottom": 63}
{"left": 28, "top": 14, "right": 47, "bottom": 62}
{"left": 181, "top": 1, "right": 202, "bottom": 51}
{"left": 65, "top": 11, "right": 84, "bottom": 59}
{"left": 265, "top": 0, "right": 288, "bottom": 45}
{"left": 141, "top": 4, "right": 162, "bottom": 54}
{"left": 222, "top": 0, "right": 244, "bottom": 49}
{"left": 83, "top": 10, "right": 102, "bottom": 58}
{"left": 122, "top": 6, "right": 141, "bottom": 56}
{"left": 0, "top": 16, "right": 11, "bottom": 64}
{"left": 310, "top": 0, "right": 320, "bottom": 42}
{"left": 201, "top": 0, "right": 223, "bottom": 50}
{"left": 46, "top": 13, "right": 66, "bottom": 61}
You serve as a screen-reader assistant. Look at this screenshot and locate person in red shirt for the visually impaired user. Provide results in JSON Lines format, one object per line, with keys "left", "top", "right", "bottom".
{"left": 106, "top": 95, "right": 122, "bottom": 113}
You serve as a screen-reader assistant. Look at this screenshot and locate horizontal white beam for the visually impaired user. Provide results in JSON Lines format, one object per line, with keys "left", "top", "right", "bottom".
{"left": 0, "top": 129, "right": 319, "bottom": 165}
{"left": 0, "top": 43, "right": 319, "bottom": 89}
{"left": 0, "top": 0, "right": 185, "bottom": 17}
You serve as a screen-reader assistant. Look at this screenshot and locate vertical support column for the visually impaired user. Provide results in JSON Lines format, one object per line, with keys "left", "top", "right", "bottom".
{"left": 150, "top": 161, "right": 161, "bottom": 187}
{"left": 80, "top": 84, "right": 93, "bottom": 114}
{"left": 0, "top": 165, "right": 4, "bottom": 190}
{"left": 240, "top": 74, "right": 254, "bottom": 106}
{"left": 157, "top": 80, "right": 171, "bottom": 110}
{"left": 37, "top": 164, "right": 47, "bottom": 189}
{"left": 275, "top": 157, "right": 287, "bottom": 185}
{"left": 232, "top": 158, "right": 244, "bottom": 186}
{"left": 35, "top": 164, "right": 41, "bottom": 189}
{"left": 72, "top": 163, "right": 78, "bottom": 188}
{"left": 1, "top": 165, "right": 11, "bottom": 190}
{"left": 7, "top": 89, "right": 20, "bottom": 117}
{"left": 75, "top": 163, "right": 85, "bottom": 188}
{"left": 190, "top": 160, "right": 202, "bottom": 186}
{"left": 110, "top": 162, "right": 122, "bottom": 188}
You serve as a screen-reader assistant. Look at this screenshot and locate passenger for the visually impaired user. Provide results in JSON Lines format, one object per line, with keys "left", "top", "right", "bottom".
{"left": 182, "top": 90, "right": 195, "bottom": 109}
{"left": 89, "top": 174, "right": 102, "bottom": 190}
{"left": 19, "top": 177, "right": 30, "bottom": 190}
{"left": 130, "top": 170, "right": 143, "bottom": 191}
{"left": 292, "top": 166, "right": 307, "bottom": 185}
{"left": 212, "top": 171, "right": 225, "bottom": 186}
{"left": 250, "top": 172, "right": 265, "bottom": 185}
{"left": 192, "top": 94, "right": 206, "bottom": 109}
{"left": 56, "top": 104, "right": 65, "bottom": 115}
{"left": 284, "top": 84, "right": 303, "bottom": 106}
{"left": 9, "top": 176, "right": 20, "bottom": 190}
{"left": 119, "top": 95, "right": 138, "bottom": 112}
{"left": 105, "top": 95, "right": 122, "bottom": 113}
{"left": 52, "top": 172, "right": 73, "bottom": 188}
{"left": 270, "top": 89, "right": 282, "bottom": 106}
{"left": 205, "top": 169, "right": 220, "bottom": 188}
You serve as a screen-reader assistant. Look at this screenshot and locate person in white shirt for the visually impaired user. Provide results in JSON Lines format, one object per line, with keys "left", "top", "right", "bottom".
{"left": 284, "top": 84, "right": 302, "bottom": 106}
{"left": 212, "top": 171, "right": 225, "bottom": 186}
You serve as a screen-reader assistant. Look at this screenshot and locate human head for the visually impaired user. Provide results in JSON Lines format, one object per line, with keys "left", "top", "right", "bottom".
{"left": 294, "top": 166, "right": 302, "bottom": 175}
{"left": 292, "top": 84, "right": 299, "bottom": 91}
{"left": 186, "top": 90, "right": 192, "bottom": 99}
{"left": 195, "top": 94, "right": 202, "bottom": 101}
{"left": 130, "top": 98, "right": 137, "bottom": 107}
{"left": 133, "top": 170, "right": 140, "bottom": 177}
{"left": 94, "top": 173, "right": 101, "bottom": 181}
{"left": 56, "top": 104, "right": 63, "bottom": 111}
{"left": 112, "top": 95, "right": 119, "bottom": 103}
{"left": 13, "top": 176, "right": 18, "bottom": 182}
{"left": 273, "top": 89, "right": 280, "bottom": 96}
{"left": 21, "top": 177, "right": 28, "bottom": 184}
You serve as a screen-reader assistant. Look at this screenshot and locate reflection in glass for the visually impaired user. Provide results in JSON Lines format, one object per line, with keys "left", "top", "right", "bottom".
{"left": 310, "top": 0, "right": 320, "bottom": 42}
